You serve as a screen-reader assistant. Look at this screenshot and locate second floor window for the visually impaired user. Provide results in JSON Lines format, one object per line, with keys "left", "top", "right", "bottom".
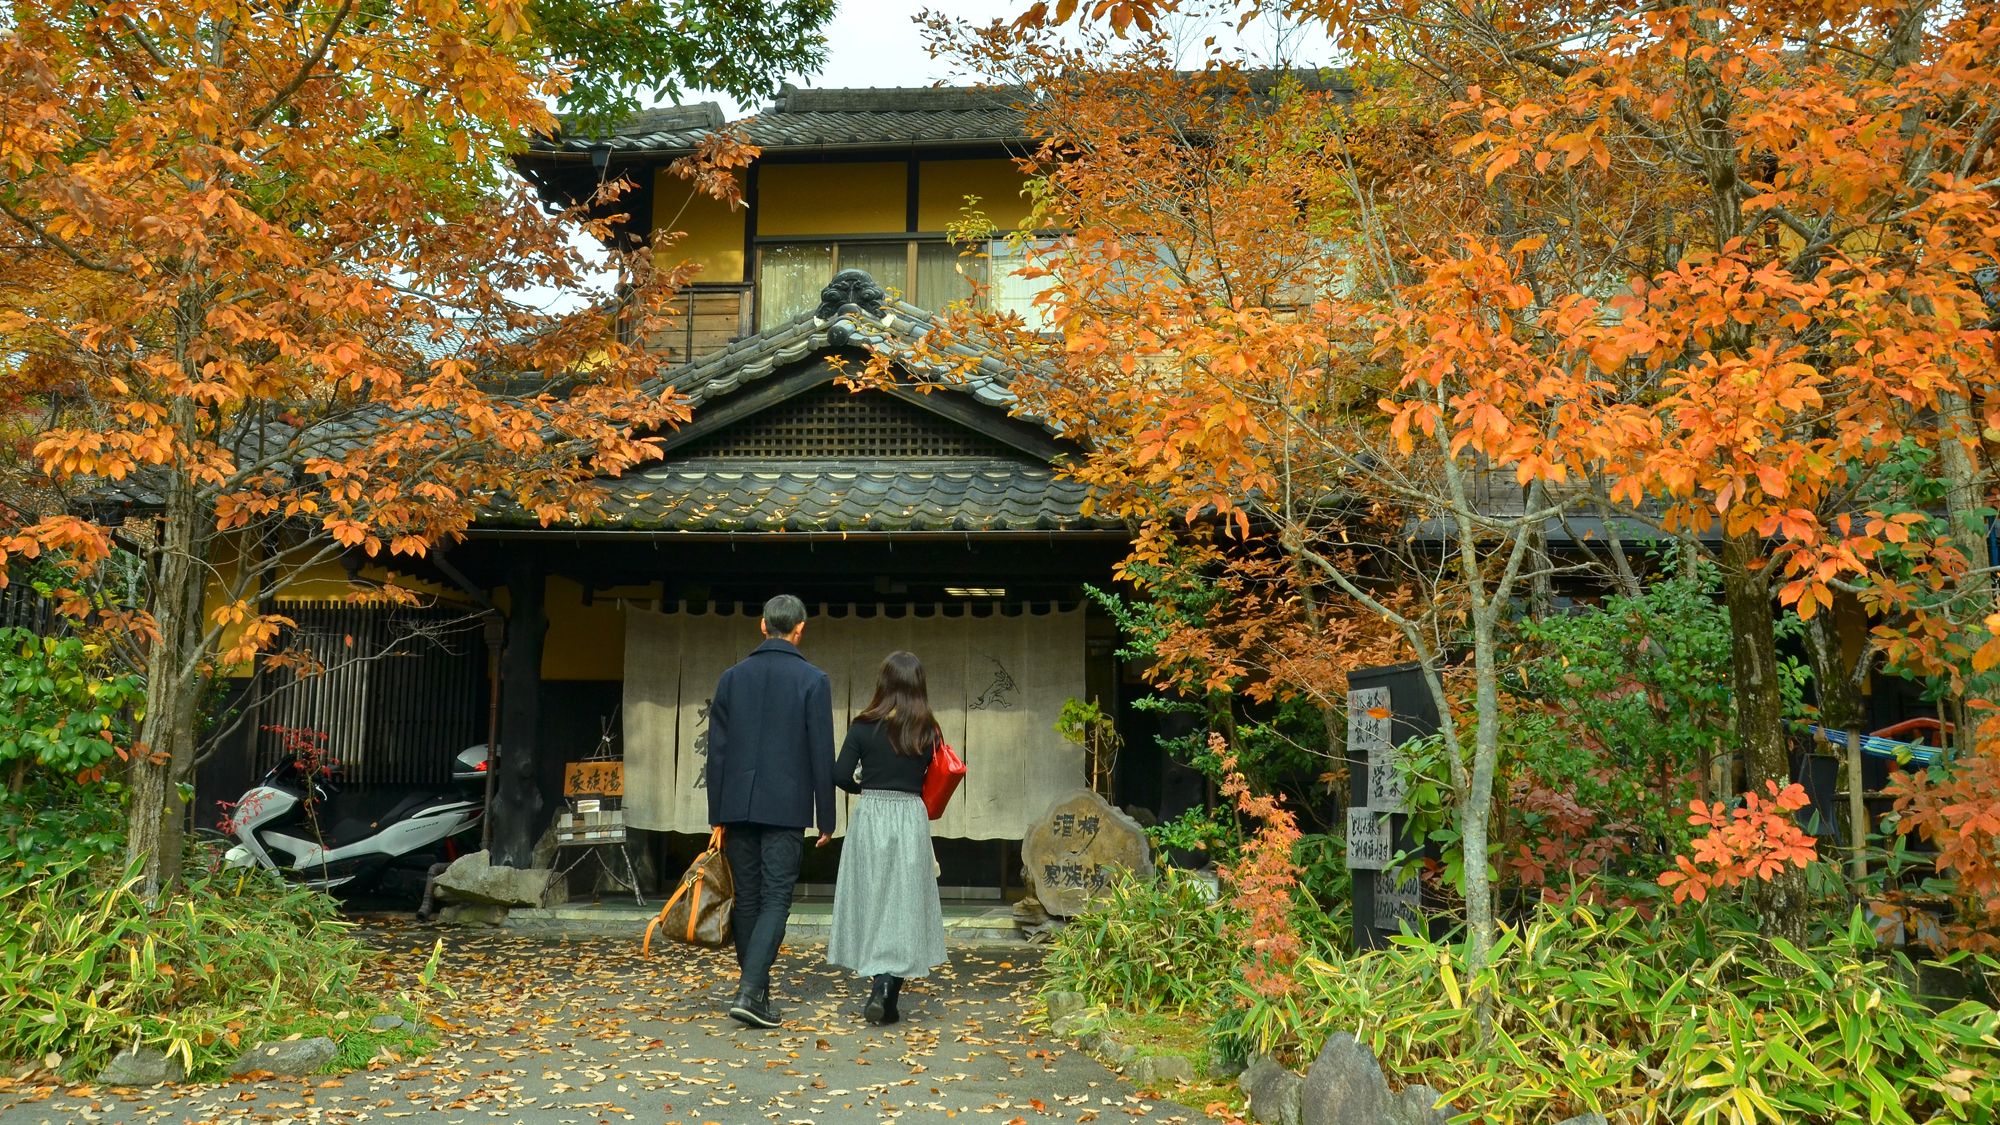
{"left": 757, "top": 239, "right": 1020, "bottom": 330}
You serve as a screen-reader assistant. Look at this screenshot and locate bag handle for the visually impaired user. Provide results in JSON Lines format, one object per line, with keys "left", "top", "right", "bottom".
{"left": 642, "top": 826, "right": 726, "bottom": 957}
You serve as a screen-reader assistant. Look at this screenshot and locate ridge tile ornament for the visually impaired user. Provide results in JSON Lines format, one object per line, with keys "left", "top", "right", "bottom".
{"left": 1021, "top": 789, "right": 1154, "bottom": 916}
{"left": 815, "top": 268, "right": 888, "bottom": 320}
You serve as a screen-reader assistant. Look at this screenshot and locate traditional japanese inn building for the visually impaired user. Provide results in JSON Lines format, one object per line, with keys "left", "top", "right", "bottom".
{"left": 194, "top": 86, "right": 1198, "bottom": 892}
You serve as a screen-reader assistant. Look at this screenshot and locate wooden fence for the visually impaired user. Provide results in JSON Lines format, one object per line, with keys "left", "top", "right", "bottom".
{"left": 251, "top": 603, "right": 483, "bottom": 788}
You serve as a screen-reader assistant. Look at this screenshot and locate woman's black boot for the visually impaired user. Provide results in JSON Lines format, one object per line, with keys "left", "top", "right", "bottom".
{"left": 864, "top": 974, "right": 892, "bottom": 1024}
{"left": 881, "top": 976, "right": 902, "bottom": 1025}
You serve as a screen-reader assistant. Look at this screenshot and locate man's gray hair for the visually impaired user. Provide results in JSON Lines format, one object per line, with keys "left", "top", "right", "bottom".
{"left": 762, "top": 594, "right": 807, "bottom": 636}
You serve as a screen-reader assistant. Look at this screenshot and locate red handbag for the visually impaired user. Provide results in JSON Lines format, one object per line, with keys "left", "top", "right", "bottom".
{"left": 922, "top": 729, "right": 965, "bottom": 820}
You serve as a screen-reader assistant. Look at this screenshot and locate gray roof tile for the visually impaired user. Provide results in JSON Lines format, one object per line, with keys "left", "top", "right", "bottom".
{"left": 488, "top": 459, "right": 1106, "bottom": 532}
{"left": 540, "top": 85, "right": 1034, "bottom": 156}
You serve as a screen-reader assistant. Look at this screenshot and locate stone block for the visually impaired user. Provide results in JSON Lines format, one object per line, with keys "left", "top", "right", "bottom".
{"left": 1128, "top": 1054, "right": 1196, "bottom": 1088}
{"left": 1207, "top": 1045, "right": 1247, "bottom": 1079}
{"left": 1044, "top": 990, "right": 1088, "bottom": 1024}
{"left": 434, "top": 850, "right": 565, "bottom": 908}
{"left": 1052, "top": 1012, "right": 1096, "bottom": 1039}
{"left": 1389, "top": 1083, "right": 1450, "bottom": 1125}
{"left": 228, "top": 1037, "right": 338, "bottom": 1077}
{"left": 97, "top": 1047, "right": 183, "bottom": 1087}
{"left": 437, "top": 903, "right": 510, "bottom": 926}
{"left": 1300, "top": 1032, "right": 1392, "bottom": 1125}
{"left": 1240, "top": 1055, "right": 1303, "bottom": 1125}
{"left": 369, "top": 1015, "right": 416, "bottom": 1032}
{"left": 1097, "top": 1037, "right": 1137, "bottom": 1065}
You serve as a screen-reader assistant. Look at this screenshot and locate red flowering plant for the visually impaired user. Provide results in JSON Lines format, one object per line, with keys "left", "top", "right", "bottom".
{"left": 1657, "top": 781, "right": 1818, "bottom": 904}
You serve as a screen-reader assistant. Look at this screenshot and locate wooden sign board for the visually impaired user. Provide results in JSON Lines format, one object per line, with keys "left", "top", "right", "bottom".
{"left": 1346, "top": 808, "right": 1393, "bottom": 870}
{"left": 564, "top": 761, "right": 624, "bottom": 797}
{"left": 1374, "top": 864, "right": 1421, "bottom": 932}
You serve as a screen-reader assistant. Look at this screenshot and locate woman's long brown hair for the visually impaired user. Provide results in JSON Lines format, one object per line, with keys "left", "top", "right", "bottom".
{"left": 853, "top": 651, "right": 939, "bottom": 757}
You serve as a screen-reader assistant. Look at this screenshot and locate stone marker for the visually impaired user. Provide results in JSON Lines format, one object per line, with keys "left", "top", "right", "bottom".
{"left": 369, "top": 1014, "right": 416, "bottom": 1031}
{"left": 1301, "top": 1031, "right": 1392, "bottom": 1125}
{"left": 228, "top": 1036, "right": 338, "bottom": 1077}
{"left": 434, "top": 850, "right": 565, "bottom": 909}
{"left": 1128, "top": 1054, "right": 1196, "bottom": 1088}
{"left": 97, "top": 1047, "right": 183, "bottom": 1087}
{"left": 1021, "top": 789, "right": 1154, "bottom": 917}
{"left": 1240, "top": 1055, "right": 1303, "bottom": 1125}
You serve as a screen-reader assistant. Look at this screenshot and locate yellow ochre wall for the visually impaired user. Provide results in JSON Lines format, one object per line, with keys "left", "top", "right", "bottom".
{"left": 654, "top": 159, "right": 1036, "bottom": 259}
{"left": 919, "top": 159, "right": 1031, "bottom": 231}
{"left": 538, "top": 577, "right": 663, "bottom": 681}
{"left": 757, "top": 162, "right": 908, "bottom": 236}
{"left": 653, "top": 168, "right": 747, "bottom": 281}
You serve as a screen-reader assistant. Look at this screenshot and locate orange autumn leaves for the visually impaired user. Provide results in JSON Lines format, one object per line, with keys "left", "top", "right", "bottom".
{"left": 1658, "top": 781, "right": 1819, "bottom": 904}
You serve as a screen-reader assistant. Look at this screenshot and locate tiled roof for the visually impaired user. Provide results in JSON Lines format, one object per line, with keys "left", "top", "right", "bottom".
{"left": 538, "top": 84, "right": 1033, "bottom": 156}
{"left": 653, "top": 295, "right": 1026, "bottom": 413}
{"left": 536, "top": 72, "right": 1356, "bottom": 158}
{"left": 500, "top": 460, "right": 1107, "bottom": 532}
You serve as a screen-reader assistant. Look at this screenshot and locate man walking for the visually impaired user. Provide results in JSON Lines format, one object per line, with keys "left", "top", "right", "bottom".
{"left": 708, "top": 594, "right": 835, "bottom": 1028}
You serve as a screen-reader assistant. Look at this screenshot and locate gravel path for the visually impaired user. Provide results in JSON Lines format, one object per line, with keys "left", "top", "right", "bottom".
{"left": 0, "top": 926, "right": 1199, "bottom": 1125}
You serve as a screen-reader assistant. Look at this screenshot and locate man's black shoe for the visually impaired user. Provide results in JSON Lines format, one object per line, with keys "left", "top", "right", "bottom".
{"left": 729, "top": 989, "right": 782, "bottom": 1029}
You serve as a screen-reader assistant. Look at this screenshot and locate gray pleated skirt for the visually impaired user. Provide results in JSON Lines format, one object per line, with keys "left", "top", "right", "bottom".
{"left": 827, "top": 790, "right": 949, "bottom": 978}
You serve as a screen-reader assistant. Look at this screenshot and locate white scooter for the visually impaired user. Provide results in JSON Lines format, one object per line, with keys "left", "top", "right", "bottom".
{"left": 221, "top": 745, "right": 488, "bottom": 892}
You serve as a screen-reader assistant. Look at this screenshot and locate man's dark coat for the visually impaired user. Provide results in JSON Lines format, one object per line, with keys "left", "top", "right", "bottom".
{"left": 706, "top": 637, "right": 836, "bottom": 832}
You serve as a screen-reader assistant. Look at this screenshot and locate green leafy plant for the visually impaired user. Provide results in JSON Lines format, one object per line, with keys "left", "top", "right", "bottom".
{"left": 1222, "top": 902, "right": 2000, "bottom": 1124}
{"left": 1045, "top": 867, "right": 1242, "bottom": 1015}
{"left": 0, "top": 861, "right": 397, "bottom": 1080}
{"left": 0, "top": 626, "right": 143, "bottom": 782}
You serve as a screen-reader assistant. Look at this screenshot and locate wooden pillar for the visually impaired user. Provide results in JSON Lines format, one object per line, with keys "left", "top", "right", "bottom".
{"left": 493, "top": 555, "right": 548, "bottom": 868}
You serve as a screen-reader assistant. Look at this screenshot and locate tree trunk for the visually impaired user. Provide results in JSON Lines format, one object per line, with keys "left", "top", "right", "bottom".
{"left": 1938, "top": 391, "right": 1992, "bottom": 757}
{"left": 126, "top": 467, "right": 208, "bottom": 898}
{"left": 1800, "top": 600, "right": 1865, "bottom": 735}
{"left": 1799, "top": 595, "right": 1873, "bottom": 883}
{"left": 1720, "top": 532, "right": 1810, "bottom": 942}
{"left": 492, "top": 556, "right": 548, "bottom": 868}
{"left": 1463, "top": 614, "right": 1501, "bottom": 965}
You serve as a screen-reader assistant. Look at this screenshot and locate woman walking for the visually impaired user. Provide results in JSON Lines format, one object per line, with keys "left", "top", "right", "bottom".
{"left": 828, "top": 651, "right": 948, "bottom": 1024}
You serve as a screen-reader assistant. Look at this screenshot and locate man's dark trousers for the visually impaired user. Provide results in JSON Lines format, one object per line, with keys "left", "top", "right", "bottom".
{"left": 725, "top": 824, "right": 803, "bottom": 995}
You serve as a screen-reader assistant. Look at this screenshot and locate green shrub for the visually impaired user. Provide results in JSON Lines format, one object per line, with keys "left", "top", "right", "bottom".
{"left": 1223, "top": 903, "right": 2000, "bottom": 1124}
{"left": 1045, "top": 868, "right": 1241, "bottom": 1014}
{"left": 1, "top": 775, "right": 127, "bottom": 877}
{"left": 0, "top": 862, "right": 415, "bottom": 1080}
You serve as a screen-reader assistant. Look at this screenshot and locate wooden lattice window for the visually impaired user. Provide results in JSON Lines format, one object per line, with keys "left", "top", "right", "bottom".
{"left": 677, "top": 388, "right": 1019, "bottom": 459}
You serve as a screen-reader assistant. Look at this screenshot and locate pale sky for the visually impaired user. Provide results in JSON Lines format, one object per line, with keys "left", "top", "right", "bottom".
{"left": 707, "top": 0, "right": 1337, "bottom": 118}
{"left": 523, "top": 0, "right": 1334, "bottom": 313}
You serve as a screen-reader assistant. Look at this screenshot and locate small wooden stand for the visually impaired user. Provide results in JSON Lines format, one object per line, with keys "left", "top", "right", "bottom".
{"left": 554, "top": 719, "right": 644, "bottom": 906}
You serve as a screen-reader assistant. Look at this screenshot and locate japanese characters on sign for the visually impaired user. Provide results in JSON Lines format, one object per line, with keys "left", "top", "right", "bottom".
{"left": 1039, "top": 861, "right": 1117, "bottom": 893}
{"left": 1350, "top": 686, "right": 1407, "bottom": 814}
{"left": 1345, "top": 808, "right": 1394, "bottom": 871}
{"left": 564, "top": 761, "right": 624, "bottom": 797}
{"left": 1022, "top": 789, "right": 1154, "bottom": 917}
{"left": 1375, "top": 864, "right": 1421, "bottom": 931}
